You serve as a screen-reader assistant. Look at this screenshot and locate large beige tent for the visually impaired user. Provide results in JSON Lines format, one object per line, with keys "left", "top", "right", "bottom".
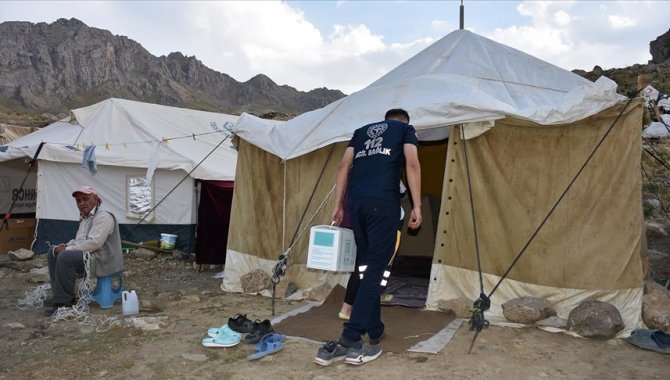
{"left": 223, "top": 30, "right": 644, "bottom": 334}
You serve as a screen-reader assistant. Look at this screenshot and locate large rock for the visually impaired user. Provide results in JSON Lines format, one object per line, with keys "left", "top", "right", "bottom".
{"left": 502, "top": 297, "right": 556, "bottom": 324}
{"left": 28, "top": 266, "right": 49, "bottom": 283}
{"left": 132, "top": 248, "right": 156, "bottom": 260}
{"left": 648, "top": 250, "right": 670, "bottom": 283}
{"left": 306, "top": 282, "right": 333, "bottom": 301}
{"left": 642, "top": 292, "right": 670, "bottom": 333}
{"left": 645, "top": 279, "right": 670, "bottom": 297}
{"left": 645, "top": 222, "right": 667, "bottom": 238}
{"left": 643, "top": 198, "right": 662, "bottom": 211}
{"left": 437, "top": 297, "right": 472, "bottom": 319}
{"left": 8, "top": 248, "right": 34, "bottom": 261}
{"left": 240, "top": 269, "right": 271, "bottom": 294}
{"left": 536, "top": 316, "right": 568, "bottom": 330}
{"left": 273, "top": 279, "right": 299, "bottom": 299}
{"left": 567, "top": 300, "right": 624, "bottom": 339}
{"left": 650, "top": 28, "right": 670, "bottom": 64}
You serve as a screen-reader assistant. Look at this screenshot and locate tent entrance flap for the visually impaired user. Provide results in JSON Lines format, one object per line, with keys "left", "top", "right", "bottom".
{"left": 394, "top": 137, "right": 449, "bottom": 278}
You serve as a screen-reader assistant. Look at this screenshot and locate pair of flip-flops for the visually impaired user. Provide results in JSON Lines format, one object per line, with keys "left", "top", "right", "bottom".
{"left": 247, "top": 333, "right": 286, "bottom": 360}
{"left": 201, "top": 324, "right": 241, "bottom": 347}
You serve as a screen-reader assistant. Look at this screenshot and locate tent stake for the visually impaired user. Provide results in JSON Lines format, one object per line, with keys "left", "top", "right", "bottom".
{"left": 467, "top": 329, "right": 480, "bottom": 354}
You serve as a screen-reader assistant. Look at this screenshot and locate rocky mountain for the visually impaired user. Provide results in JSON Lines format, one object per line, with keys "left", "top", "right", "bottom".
{"left": 0, "top": 18, "right": 345, "bottom": 118}
{"left": 573, "top": 28, "right": 670, "bottom": 96}
{"left": 2, "top": 18, "right": 669, "bottom": 128}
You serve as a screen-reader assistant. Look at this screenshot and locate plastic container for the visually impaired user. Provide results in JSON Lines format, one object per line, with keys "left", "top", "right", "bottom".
{"left": 122, "top": 290, "right": 139, "bottom": 316}
{"left": 160, "top": 233, "right": 178, "bottom": 249}
{"left": 307, "top": 225, "right": 357, "bottom": 272}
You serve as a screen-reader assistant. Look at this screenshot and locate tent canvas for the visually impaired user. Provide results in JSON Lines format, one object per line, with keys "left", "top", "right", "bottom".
{"left": 0, "top": 124, "right": 37, "bottom": 145}
{"left": 222, "top": 30, "right": 645, "bottom": 336}
{"left": 0, "top": 98, "right": 238, "bottom": 254}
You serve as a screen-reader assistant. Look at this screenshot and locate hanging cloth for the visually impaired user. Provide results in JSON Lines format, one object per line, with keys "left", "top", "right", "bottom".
{"left": 145, "top": 141, "right": 161, "bottom": 186}
{"left": 81, "top": 144, "right": 97, "bottom": 175}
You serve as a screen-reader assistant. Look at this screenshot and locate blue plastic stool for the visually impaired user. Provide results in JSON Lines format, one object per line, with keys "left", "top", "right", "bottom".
{"left": 91, "top": 272, "right": 123, "bottom": 309}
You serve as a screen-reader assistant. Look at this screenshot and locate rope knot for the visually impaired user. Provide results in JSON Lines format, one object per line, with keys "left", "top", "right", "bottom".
{"left": 468, "top": 292, "right": 490, "bottom": 332}
{"left": 272, "top": 251, "right": 290, "bottom": 284}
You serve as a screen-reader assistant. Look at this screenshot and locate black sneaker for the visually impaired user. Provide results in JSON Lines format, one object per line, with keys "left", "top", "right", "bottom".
{"left": 227, "top": 314, "right": 254, "bottom": 334}
{"left": 314, "top": 341, "right": 348, "bottom": 367}
{"left": 44, "top": 297, "right": 75, "bottom": 308}
{"left": 243, "top": 319, "right": 273, "bottom": 344}
{"left": 44, "top": 302, "right": 74, "bottom": 316}
{"left": 345, "top": 343, "right": 382, "bottom": 365}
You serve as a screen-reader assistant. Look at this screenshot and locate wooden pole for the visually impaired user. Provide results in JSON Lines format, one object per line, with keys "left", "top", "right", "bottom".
{"left": 637, "top": 73, "right": 646, "bottom": 91}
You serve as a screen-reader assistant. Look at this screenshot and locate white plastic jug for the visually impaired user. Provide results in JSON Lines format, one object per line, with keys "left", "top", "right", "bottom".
{"left": 122, "top": 290, "right": 139, "bottom": 316}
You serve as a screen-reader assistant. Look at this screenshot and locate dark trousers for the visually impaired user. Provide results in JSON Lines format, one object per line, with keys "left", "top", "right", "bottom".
{"left": 344, "top": 222, "right": 402, "bottom": 306}
{"left": 341, "top": 198, "right": 400, "bottom": 345}
{"left": 47, "top": 249, "right": 85, "bottom": 304}
{"left": 344, "top": 261, "right": 361, "bottom": 306}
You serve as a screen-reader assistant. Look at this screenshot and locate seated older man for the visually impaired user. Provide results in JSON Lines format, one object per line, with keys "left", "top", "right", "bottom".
{"left": 46, "top": 186, "right": 123, "bottom": 315}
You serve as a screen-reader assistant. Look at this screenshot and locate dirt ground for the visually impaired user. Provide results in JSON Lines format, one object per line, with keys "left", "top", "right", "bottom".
{"left": 0, "top": 253, "right": 668, "bottom": 380}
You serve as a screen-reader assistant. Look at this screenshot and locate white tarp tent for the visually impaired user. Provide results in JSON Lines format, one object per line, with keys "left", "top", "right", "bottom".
{"left": 224, "top": 29, "right": 643, "bottom": 336}
{"left": 642, "top": 114, "right": 670, "bottom": 138}
{"left": 0, "top": 98, "right": 239, "bottom": 253}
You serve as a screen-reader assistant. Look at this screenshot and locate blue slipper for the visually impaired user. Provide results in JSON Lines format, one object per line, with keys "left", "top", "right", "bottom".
{"left": 207, "top": 324, "right": 241, "bottom": 338}
{"left": 202, "top": 325, "right": 242, "bottom": 348}
{"left": 247, "top": 333, "right": 286, "bottom": 360}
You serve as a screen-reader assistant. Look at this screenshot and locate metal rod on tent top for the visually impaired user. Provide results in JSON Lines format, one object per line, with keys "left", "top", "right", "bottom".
{"left": 460, "top": 0, "right": 465, "bottom": 30}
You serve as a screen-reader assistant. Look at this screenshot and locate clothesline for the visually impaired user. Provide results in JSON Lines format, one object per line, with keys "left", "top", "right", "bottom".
{"left": 38, "top": 129, "right": 231, "bottom": 151}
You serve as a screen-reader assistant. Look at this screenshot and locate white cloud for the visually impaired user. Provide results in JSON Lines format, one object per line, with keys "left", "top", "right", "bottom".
{"left": 3, "top": 0, "right": 669, "bottom": 96}
{"left": 328, "top": 24, "right": 385, "bottom": 55}
{"left": 487, "top": 1, "right": 667, "bottom": 71}
{"left": 608, "top": 15, "right": 637, "bottom": 29}
{"left": 181, "top": 2, "right": 431, "bottom": 94}
{"left": 430, "top": 19, "right": 450, "bottom": 34}
{"left": 553, "top": 10, "right": 571, "bottom": 26}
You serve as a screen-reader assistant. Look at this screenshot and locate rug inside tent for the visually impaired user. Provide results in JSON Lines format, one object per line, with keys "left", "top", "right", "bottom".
{"left": 272, "top": 285, "right": 456, "bottom": 353}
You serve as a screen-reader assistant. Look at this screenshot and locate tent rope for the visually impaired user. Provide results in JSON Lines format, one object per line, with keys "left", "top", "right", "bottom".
{"left": 128, "top": 133, "right": 231, "bottom": 235}
{"left": 466, "top": 92, "right": 638, "bottom": 354}
{"left": 35, "top": 129, "right": 228, "bottom": 150}
{"left": 459, "top": 124, "right": 491, "bottom": 348}
{"left": 487, "top": 94, "right": 637, "bottom": 298}
{"left": 1, "top": 142, "right": 44, "bottom": 234}
{"left": 16, "top": 247, "right": 118, "bottom": 332}
{"left": 271, "top": 144, "right": 336, "bottom": 315}
{"left": 288, "top": 144, "right": 336, "bottom": 248}
{"left": 642, "top": 142, "right": 670, "bottom": 171}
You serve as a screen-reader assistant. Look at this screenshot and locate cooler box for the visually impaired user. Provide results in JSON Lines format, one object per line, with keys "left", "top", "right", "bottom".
{"left": 307, "top": 225, "right": 357, "bottom": 272}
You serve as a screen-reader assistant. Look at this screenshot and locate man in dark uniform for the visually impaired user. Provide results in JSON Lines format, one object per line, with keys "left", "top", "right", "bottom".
{"left": 315, "top": 108, "right": 422, "bottom": 366}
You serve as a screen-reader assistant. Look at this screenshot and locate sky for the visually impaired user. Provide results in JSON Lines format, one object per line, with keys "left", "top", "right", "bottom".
{"left": 0, "top": 1, "right": 669, "bottom": 94}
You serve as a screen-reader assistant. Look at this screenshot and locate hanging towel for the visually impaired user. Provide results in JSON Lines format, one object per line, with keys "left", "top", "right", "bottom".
{"left": 145, "top": 141, "right": 161, "bottom": 186}
{"left": 82, "top": 144, "right": 97, "bottom": 175}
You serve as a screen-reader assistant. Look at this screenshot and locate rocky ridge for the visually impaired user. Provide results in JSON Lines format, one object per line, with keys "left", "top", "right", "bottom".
{"left": 573, "top": 28, "right": 670, "bottom": 95}
{"left": 0, "top": 18, "right": 344, "bottom": 119}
